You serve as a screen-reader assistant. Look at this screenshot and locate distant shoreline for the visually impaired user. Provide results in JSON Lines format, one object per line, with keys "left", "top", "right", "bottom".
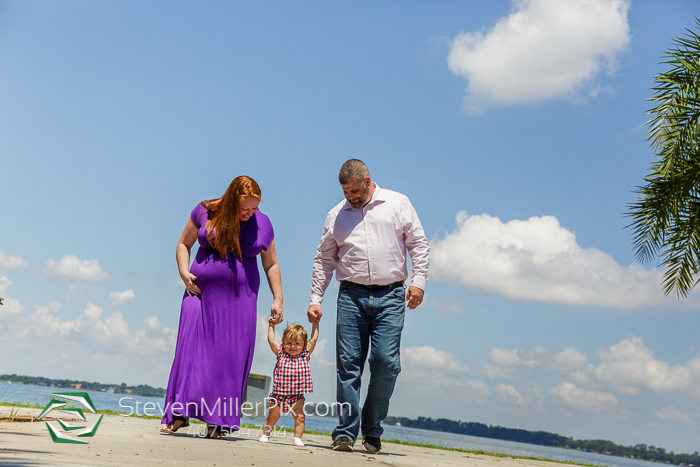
{"left": 384, "top": 416, "right": 697, "bottom": 467}
{"left": 0, "top": 373, "right": 165, "bottom": 398}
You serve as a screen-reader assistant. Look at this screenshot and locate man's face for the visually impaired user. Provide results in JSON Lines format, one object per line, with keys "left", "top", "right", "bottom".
{"left": 341, "top": 177, "right": 371, "bottom": 208}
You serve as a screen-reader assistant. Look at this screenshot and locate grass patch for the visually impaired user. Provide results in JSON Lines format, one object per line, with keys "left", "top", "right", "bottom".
{"left": 240, "top": 422, "right": 601, "bottom": 467}
{"left": 380, "top": 439, "right": 602, "bottom": 467}
{"left": 0, "top": 401, "right": 41, "bottom": 409}
{"left": 96, "top": 409, "right": 163, "bottom": 419}
{"left": 0, "top": 402, "right": 163, "bottom": 420}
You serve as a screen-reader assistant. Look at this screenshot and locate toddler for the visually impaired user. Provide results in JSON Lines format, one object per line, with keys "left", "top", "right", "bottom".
{"left": 259, "top": 319, "right": 319, "bottom": 446}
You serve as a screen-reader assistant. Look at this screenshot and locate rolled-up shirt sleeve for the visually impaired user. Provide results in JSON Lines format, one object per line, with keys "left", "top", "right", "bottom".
{"left": 403, "top": 198, "right": 430, "bottom": 291}
{"left": 309, "top": 213, "right": 339, "bottom": 306}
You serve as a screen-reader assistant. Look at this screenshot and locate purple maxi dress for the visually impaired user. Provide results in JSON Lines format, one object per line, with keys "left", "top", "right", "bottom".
{"left": 161, "top": 204, "right": 274, "bottom": 429}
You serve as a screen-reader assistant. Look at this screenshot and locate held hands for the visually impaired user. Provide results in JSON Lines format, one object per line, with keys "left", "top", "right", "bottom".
{"left": 270, "top": 299, "right": 284, "bottom": 325}
{"left": 307, "top": 305, "right": 322, "bottom": 324}
{"left": 181, "top": 271, "right": 201, "bottom": 296}
{"left": 406, "top": 286, "right": 424, "bottom": 310}
{"left": 267, "top": 317, "right": 280, "bottom": 355}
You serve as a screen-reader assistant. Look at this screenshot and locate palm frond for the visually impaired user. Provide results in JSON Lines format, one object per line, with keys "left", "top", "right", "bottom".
{"left": 626, "top": 19, "right": 700, "bottom": 297}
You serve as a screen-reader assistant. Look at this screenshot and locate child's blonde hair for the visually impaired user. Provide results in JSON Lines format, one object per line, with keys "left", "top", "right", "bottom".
{"left": 282, "top": 323, "right": 308, "bottom": 348}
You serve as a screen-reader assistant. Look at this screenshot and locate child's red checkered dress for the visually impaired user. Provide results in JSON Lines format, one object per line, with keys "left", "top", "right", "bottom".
{"left": 271, "top": 344, "right": 313, "bottom": 395}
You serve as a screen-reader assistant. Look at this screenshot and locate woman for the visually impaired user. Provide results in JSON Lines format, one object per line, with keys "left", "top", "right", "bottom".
{"left": 161, "top": 175, "right": 283, "bottom": 438}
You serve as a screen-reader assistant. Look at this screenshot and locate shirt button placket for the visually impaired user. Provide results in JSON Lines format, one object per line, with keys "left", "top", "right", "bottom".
{"left": 363, "top": 207, "right": 372, "bottom": 284}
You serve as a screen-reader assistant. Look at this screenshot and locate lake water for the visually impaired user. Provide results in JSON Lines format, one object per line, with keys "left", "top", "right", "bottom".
{"left": 2, "top": 382, "right": 666, "bottom": 467}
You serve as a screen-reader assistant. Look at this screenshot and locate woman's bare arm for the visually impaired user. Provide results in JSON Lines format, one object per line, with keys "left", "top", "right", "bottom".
{"left": 177, "top": 217, "right": 201, "bottom": 296}
{"left": 260, "top": 239, "right": 283, "bottom": 323}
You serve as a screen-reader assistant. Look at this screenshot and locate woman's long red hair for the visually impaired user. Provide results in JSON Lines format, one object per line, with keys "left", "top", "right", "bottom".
{"left": 202, "top": 176, "right": 261, "bottom": 259}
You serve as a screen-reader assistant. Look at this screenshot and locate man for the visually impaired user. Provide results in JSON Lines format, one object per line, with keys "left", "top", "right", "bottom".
{"left": 307, "top": 159, "right": 430, "bottom": 453}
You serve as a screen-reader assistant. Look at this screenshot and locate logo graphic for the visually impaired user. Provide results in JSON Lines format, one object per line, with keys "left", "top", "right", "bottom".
{"left": 38, "top": 392, "right": 103, "bottom": 444}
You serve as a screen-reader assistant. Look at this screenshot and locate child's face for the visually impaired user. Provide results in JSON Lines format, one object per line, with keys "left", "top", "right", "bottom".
{"left": 283, "top": 336, "right": 304, "bottom": 356}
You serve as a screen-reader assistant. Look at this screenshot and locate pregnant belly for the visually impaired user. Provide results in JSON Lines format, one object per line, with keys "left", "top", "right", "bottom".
{"left": 191, "top": 249, "right": 260, "bottom": 295}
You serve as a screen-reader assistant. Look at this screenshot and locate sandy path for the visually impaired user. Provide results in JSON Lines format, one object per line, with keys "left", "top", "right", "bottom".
{"left": 0, "top": 406, "right": 572, "bottom": 467}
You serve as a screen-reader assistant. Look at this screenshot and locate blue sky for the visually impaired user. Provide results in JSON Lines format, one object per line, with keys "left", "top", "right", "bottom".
{"left": 1, "top": 0, "right": 699, "bottom": 453}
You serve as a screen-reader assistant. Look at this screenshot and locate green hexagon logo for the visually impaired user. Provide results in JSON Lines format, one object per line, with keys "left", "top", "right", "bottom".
{"left": 38, "top": 392, "right": 103, "bottom": 444}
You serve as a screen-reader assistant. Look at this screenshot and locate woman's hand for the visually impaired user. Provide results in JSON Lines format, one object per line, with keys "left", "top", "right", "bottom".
{"left": 261, "top": 239, "right": 284, "bottom": 323}
{"left": 181, "top": 271, "right": 201, "bottom": 296}
{"left": 270, "top": 299, "right": 283, "bottom": 324}
{"left": 177, "top": 217, "right": 200, "bottom": 296}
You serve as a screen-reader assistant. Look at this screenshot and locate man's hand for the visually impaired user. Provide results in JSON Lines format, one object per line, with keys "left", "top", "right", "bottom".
{"left": 307, "top": 305, "right": 323, "bottom": 323}
{"left": 406, "top": 286, "right": 424, "bottom": 310}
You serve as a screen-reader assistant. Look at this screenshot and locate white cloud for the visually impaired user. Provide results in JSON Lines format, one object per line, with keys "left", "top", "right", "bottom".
{"left": 68, "top": 282, "right": 98, "bottom": 300}
{"left": 483, "top": 345, "right": 588, "bottom": 379}
{"left": 484, "top": 337, "right": 700, "bottom": 402}
{"left": 306, "top": 337, "right": 335, "bottom": 373}
{"left": 0, "top": 276, "right": 25, "bottom": 318}
{"left": 654, "top": 406, "right": 693, "bottom": 424}
{"left": 402, "top": 345, "right": 471, "bottom": 374}
{"left": 552, "top": 381, "right": 618, "bottom": 411}
{"left": 11, "top": 302, "right": 174, "bottom": 352}
{"left": 569, "top": 369, "right": 595, "bottom": 386}
{"left": 400, "top": 345, "right": 478, "bottom": 386}
{"left": 553, "top": 347, "right": 591, "bottom": 371}
{"left": 490, "top": 347, "right": 523, "bottom": 367}
{"left": 464, "top": 379, "right": 491, "bottom": 396}
{"left": 495, "top": 383, "right": 524, "bottom": 405}
{"left": 142, "top": 315, "right": 162, "bottom": 330}
{"left": 393, "top": 343, "right": 489, "bottom": 419}
{"left": 43, "top": 255, "right": 111, "bottom": 283}
{"left": 109, "top": 289, "right": 136, "bottom": 307}
{"left": 431, "top": 211, "right": 676, "bottom": 309}
{"left": 0, "top": 301, "right": 178, "bottom": 387}
{"left": 398, "top": 346, "right": 483, "bottom": 397}
{"left": 482, "top": 363, "right": 516, "bottom": 380}
{"left": 394, "top": 345, "right": 488, "bottom": 417}
{"left": 0, "top": 276, "right": 11, "bottom": 293}
{"left": 594, "top": 336, "right": 700, "bottom": 398}
{"left": 0, "top": 251, "right": 27, "bottom": 270}
{"left": 425, "top": 296, "right": 467, "bottom": 315}
{"left": 447, "top": 0, "right": 630, "bottom": 112}
{"left": 255, "top": 313, "right": 280, "bottom": 357}
{"left": 0, "top": 297, "right": 24, "bottom": 317}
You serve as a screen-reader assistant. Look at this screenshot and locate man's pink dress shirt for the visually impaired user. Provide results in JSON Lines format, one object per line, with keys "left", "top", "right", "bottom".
{"left": 309, "top": 184, "right": 430, "bottom": 306}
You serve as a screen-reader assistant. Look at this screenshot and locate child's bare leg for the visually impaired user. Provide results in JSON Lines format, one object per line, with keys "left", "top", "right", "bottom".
{"left": 290, "top": 397, "right": 306, "bottom": 439}
{"left": 263, "top": 405, "right": 281, "bottom": 436}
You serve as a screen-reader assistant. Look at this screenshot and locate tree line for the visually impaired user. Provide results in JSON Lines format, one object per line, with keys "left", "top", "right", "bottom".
{"left": 1, "top": 374, "right": 166, "bottom": 397}
{"left": 385, "top": 416, "right": 698, "bottom": 465}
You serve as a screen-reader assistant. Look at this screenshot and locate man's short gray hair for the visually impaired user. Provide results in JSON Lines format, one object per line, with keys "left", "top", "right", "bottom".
{"left": 339, "top": 159, "right": 370, "bottom": 184}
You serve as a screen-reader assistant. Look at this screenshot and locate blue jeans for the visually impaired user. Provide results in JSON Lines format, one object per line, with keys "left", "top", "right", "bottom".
{"left": 332, "top": 281, "right": 405, "bottom": 442}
